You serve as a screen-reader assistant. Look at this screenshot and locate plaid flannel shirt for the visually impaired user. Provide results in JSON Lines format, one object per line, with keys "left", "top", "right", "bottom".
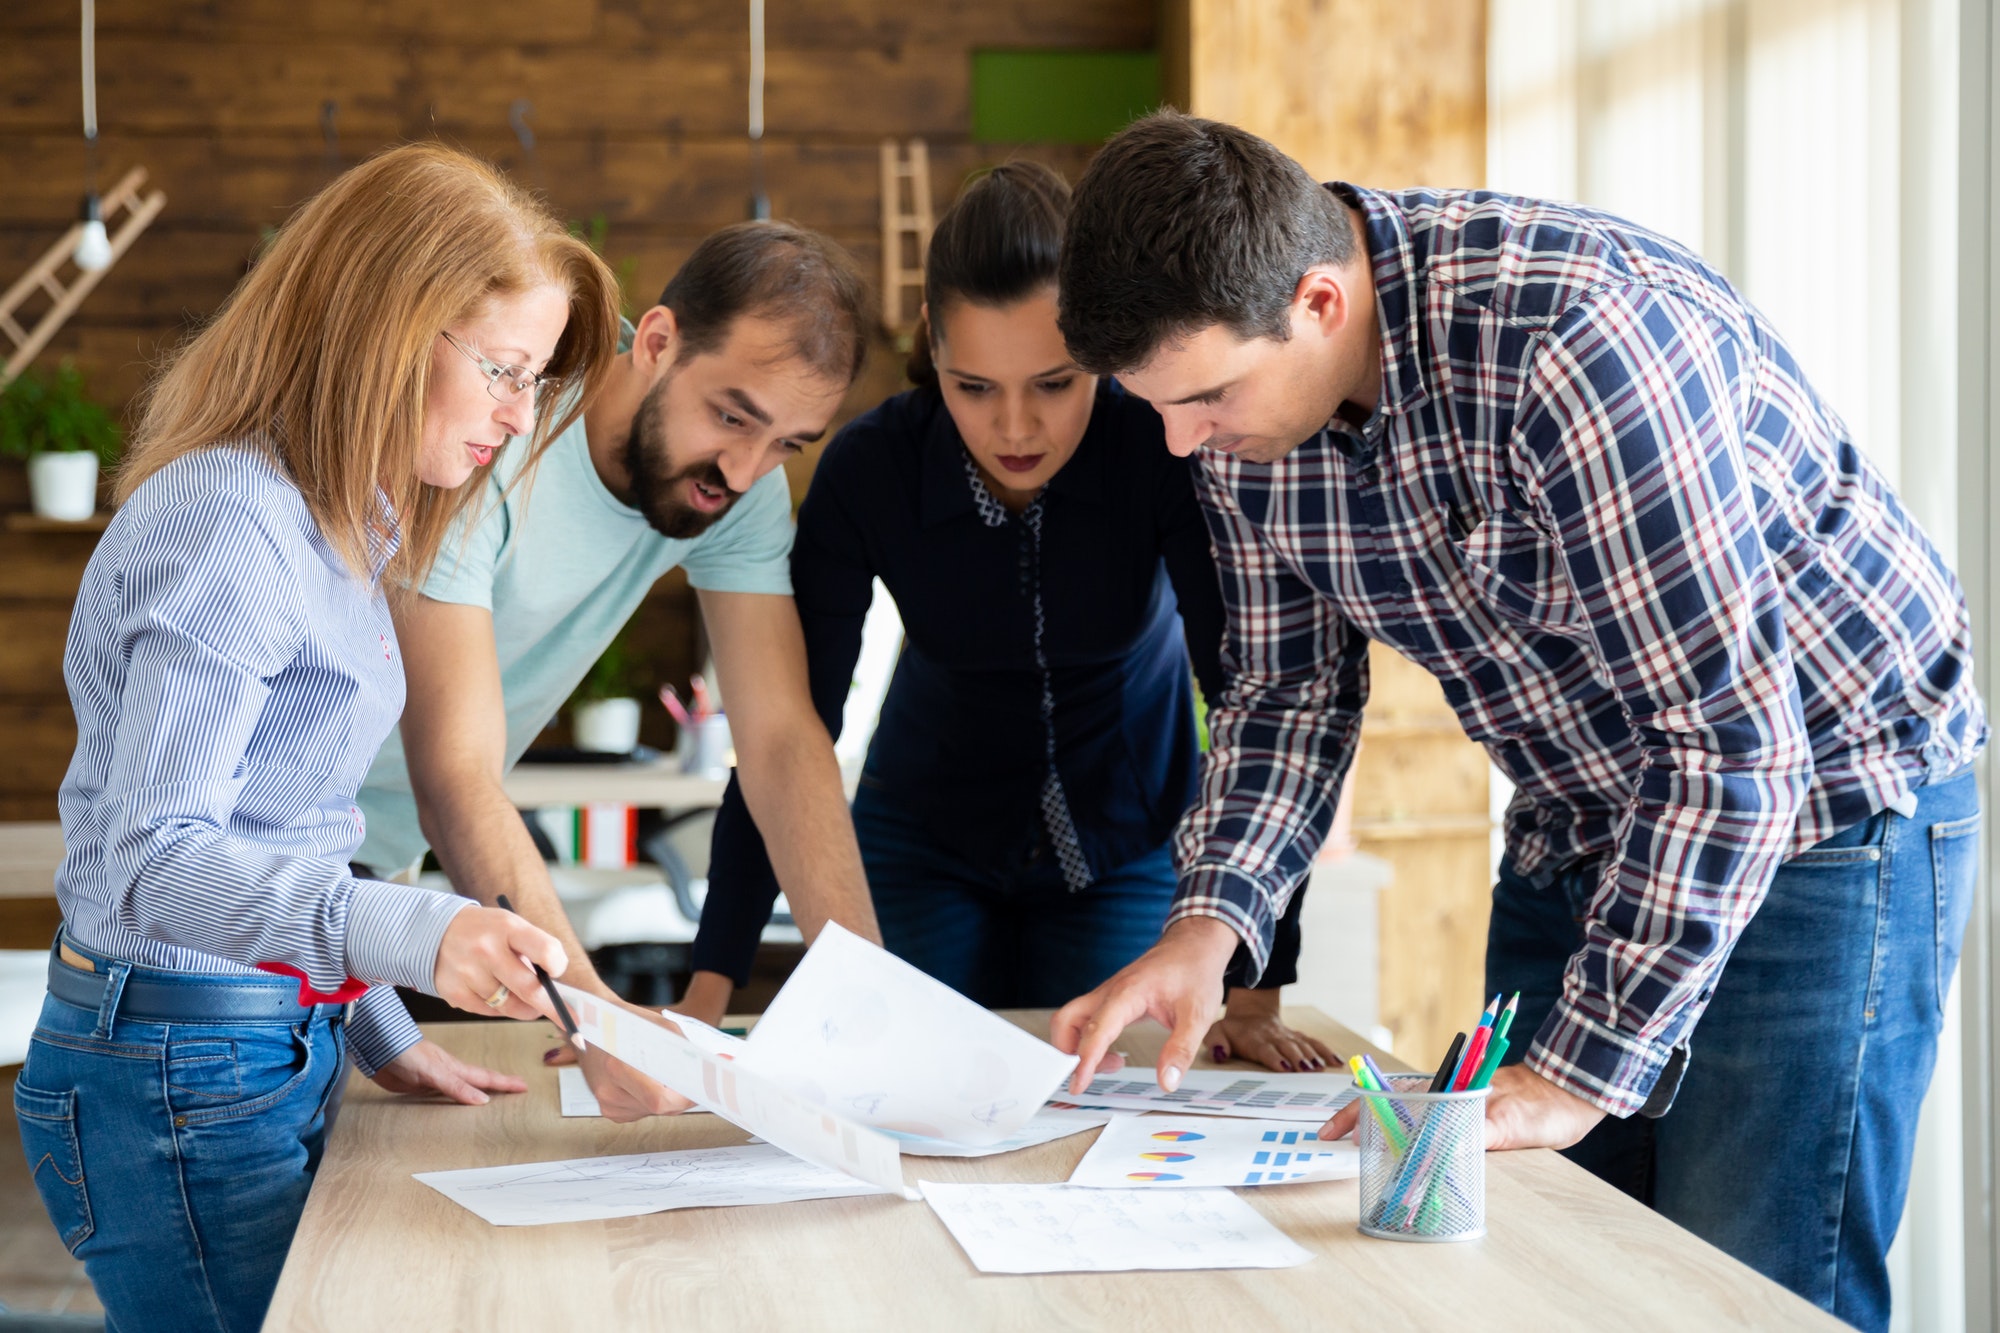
{"left": 1173, "top": 184, "right": 1986, "bottom": 1117}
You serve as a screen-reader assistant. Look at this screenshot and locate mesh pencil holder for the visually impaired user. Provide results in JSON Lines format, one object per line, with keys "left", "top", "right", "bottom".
{"left": 1355, "top": 1075, "right": 1487, "bottom": 1242}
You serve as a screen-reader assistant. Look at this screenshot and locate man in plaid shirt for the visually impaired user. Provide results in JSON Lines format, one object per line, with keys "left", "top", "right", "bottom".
{"left": 1049, "top": 112, "right": 1983, "bottom": 1330}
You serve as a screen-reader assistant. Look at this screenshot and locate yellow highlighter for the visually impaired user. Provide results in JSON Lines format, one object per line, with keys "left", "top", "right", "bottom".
{"left": 1349, "top": 1056, "right": 1411, "bottom": 1154}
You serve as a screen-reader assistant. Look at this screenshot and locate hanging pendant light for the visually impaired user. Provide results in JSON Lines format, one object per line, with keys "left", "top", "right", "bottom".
{"left": 73, "top": 0, "right": 111, "bottom": 273}
{"left": 748, "top": 0, "right": 769, "bottom": 220}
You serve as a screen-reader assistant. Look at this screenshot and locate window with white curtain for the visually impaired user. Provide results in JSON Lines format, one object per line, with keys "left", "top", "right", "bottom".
{"left": 1486, "top": 3, "right": 1969, "bottom": 1330}
{"left": 1490, "top": 0, "right": 1910, "bottom": 482}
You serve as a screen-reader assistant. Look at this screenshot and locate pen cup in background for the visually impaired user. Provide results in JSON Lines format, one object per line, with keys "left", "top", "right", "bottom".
{"left": 1356, "top": 1075, "right": 1487, "bottom": 1243}
{"left": 676, "top": 714, "right": 733, "bottom": 779}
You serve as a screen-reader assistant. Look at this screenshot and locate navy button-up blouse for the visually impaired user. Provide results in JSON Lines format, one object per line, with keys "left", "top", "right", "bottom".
{"left": 693, "top": 381, "right": 1305, "bottom": 988}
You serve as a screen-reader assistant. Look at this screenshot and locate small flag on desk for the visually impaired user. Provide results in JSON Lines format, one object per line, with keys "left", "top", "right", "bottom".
{"left": 576, "top": 802, "right": 638, "bottom": 869}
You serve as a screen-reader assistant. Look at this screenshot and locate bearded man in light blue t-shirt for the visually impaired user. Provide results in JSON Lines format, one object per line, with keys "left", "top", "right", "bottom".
{"left": 354, "top": 222, "right": 882, "bottom": 1120}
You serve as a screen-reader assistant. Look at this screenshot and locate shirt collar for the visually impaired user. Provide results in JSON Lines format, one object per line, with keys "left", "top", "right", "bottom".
{"left": 366, "top": 488, "right": 403, "bottom": 581}
{"left": 1331, "top": 182, "right": 1430, "bottom": 422}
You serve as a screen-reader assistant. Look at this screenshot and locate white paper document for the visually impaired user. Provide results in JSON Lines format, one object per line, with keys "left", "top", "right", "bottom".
{"left": 558, "top": 983, "right": 917, "bottom": 1200}
{"left": 558, "top": 1065, "right": 600, "bottom": 1118}
{"left": 558, "top": 1009, "right": 743, "bottom": 1118}
{"left": 745, "top": 923, "right": 1078, "bottom": 1146}
{"left": 1068, "top": 1115, "right": 1359, "bottom": 1188}
{"left": 893, "top": 1109, "right": 1112, "bottom": 1158}
{"left": 919, "top": 1181, "right": 1313, "bottom": 1273}
{"left": 1060, "top": 1068, "right": 1358, "bottom": 1121}
{"left": 416, "top": 1143, "right": 879, "bottom": 1227}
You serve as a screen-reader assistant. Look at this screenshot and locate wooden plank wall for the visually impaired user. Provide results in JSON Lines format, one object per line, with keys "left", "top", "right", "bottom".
{"left": 0, "top": 0, "right": 1156, "bottom": 814}
{"left": 1167, "top": 0, "right": 1494, "bottom": 1069}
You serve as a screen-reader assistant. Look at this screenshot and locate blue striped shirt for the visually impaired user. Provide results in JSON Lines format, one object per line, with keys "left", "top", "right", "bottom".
{"left": 56, "top": 445, "right": 470, "bottom": 1075}
{"left": 1174, "top": 185, "right": 1987, "bottom": 1116}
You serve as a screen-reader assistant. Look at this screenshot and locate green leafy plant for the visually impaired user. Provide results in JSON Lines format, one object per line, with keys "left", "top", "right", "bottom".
{"left": 0, "top": 361, "right": 122, "bottom": 466}
{"left": 569, "top": 623, "right": 648, "bottom": 706}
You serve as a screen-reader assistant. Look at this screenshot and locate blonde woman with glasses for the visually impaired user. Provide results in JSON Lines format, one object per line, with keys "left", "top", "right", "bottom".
{"left": 13, "top": 143, "right": 618, "bottom": 1333}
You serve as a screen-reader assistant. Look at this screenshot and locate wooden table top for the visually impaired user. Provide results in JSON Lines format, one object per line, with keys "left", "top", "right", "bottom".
{"left": 266, "top": 1009, "right": 1838, "bottom": 1332}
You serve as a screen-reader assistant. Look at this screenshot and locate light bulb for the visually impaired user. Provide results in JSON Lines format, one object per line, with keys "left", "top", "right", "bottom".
{"left": 73, "top": 195, "right": 112, "bottom": 272}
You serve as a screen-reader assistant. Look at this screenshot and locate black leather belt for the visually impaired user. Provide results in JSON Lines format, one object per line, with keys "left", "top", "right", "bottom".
{"left": 47, "top": 940, "right": 331, "bottom": 1025}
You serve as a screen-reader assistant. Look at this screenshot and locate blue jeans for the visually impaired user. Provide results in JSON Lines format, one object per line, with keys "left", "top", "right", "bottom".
{"left": 14, "top": 955, "right": 347, "bottom": 1333}
{"left": 852, "top": 783, "right": 1177, "bottom": 1008}
{"left": 1488, "top": 770, "right": 1978, "bottom": 1332}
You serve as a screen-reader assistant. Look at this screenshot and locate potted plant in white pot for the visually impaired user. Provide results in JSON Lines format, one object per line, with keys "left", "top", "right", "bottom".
{"left": 569, "top": 627, "right": 645, "bottom": 754}
{"left": 0, "top": 361, "right": 121, "bottom": 521}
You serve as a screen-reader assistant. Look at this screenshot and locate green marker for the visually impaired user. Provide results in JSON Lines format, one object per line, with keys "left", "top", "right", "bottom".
{"left": 1471, "top": 1037, "right": 1510, "bottom": 1090}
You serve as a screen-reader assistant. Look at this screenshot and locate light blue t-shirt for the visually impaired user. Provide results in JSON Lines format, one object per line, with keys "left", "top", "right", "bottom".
{"left": 354, "top": 401, "right": 795, "bottom": 871}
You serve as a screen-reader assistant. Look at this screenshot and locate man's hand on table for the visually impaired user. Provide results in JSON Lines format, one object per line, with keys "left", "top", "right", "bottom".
{"left": 1316, "top": 1059, "right": 1608, "bottom": 1149}
{"left": 538, "top": 995, "right": 697, "bottom": 1122}
{"left": 1050, "top": 916, "right": 1239, "bottom": 1096}
{"left": 1478, "top": 1063, "right": 1606, "bottom": 1149}
{"left": 371, "top": 1038, "right": 527, "bottom": 1105}
{"left": 1207, "top": 985, "right": 1340, "bottom": 1072}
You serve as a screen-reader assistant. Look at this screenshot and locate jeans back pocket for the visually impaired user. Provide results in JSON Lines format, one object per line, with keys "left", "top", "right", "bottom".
{"left": 12, "top": 1078, "right": 94, "bottom": 1253}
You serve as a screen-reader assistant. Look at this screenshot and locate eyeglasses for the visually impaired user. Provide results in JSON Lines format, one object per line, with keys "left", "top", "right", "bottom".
{"left": 440, "top": 330, "right": 559, "bottom": 403}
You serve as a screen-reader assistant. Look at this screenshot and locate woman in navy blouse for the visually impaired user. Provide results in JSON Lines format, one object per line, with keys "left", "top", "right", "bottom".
{"left": 16, "top": 145, "right": 617, "bottom": 1333}
{"left": 694, "top": 163, "right": 1333, "bottom": 1071}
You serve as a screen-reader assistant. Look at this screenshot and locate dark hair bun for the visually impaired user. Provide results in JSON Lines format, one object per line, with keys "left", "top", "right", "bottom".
{"left": 907, "top": 161, "right": 1071, "bottom": 388}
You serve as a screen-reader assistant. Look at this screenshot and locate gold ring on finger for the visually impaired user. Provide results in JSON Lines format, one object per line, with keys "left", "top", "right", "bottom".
{"left": 484, "top": 984, "right": 510, "bottom": 1009}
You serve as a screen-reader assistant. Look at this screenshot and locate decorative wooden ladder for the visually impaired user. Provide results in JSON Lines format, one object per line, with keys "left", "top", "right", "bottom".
{"left": 877, "top": 139, "right": 934, "bottom": 339}
{"left": 0, "top": 166, "right": 167, "bottom": 387}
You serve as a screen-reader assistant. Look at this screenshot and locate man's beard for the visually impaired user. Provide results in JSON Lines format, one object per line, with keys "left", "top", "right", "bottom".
{"left": 620, "top": 382, "right": 740, "bottom": 540}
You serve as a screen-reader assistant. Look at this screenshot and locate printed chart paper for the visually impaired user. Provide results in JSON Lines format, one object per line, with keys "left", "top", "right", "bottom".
{"left": 893, "top": 1109, "right": 1112, "bottom": 1158}
{"left": 1060, "top": 1068, "right": 1358, "bottom": 1121}
{"left": 416, "top": 1144, "right": 879, "bottom": 1226}
{"left": 746, "top": 923, "right": 1078, "bottom": 1145}
{"left": 919, "top": 1181, "right": 1313, "bottom": 1274}
{"left": 559, "top": 983, "right": 917, "bottom": 1200}
{"left": 1069, "top": 1115, "right": 1359, "bottom": 1188}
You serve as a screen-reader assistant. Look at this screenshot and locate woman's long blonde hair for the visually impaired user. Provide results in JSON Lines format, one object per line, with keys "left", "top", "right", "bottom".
{"left": 119, "top": 142, "right": 619, "bottom": 586}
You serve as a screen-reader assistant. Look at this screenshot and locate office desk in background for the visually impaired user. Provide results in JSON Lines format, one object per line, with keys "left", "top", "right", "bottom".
{"left": 266, "top": 1009, "right": 1840, "bottom": 1333}
{"left": 502, "top": 759, "right": 728, "bottom": 810}
{"left": 0, "top": 761, "right": 737, "bottom": 949}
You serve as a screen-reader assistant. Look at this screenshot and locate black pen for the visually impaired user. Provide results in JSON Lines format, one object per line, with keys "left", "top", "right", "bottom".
{"left": 1428, "top": 1031, "right": 1467, "bottom": 1093}
{"left": 495, "top": 894, "right": 584, "bottom": 1051}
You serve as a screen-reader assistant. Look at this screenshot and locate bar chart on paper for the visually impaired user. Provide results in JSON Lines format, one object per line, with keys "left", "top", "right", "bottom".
{"left": 1067, "top": 1115, "right": 1359, "bottom": 1189}
{"left": 1058, "top": 1068, "right": 1358, "bottom": 1121}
